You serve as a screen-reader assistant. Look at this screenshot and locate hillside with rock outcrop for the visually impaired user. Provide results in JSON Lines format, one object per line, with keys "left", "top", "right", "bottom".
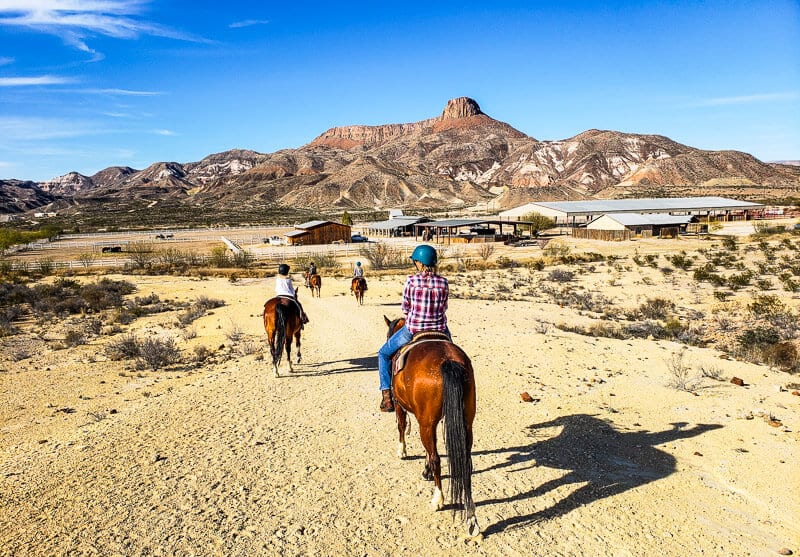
{"left": 2, "top": 97, "right": 799, "bottom": 215}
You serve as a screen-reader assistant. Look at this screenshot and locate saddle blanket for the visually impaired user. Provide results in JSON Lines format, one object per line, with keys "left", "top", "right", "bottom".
{"left": 393, "top": 331, "right": 451, "bottom": 375}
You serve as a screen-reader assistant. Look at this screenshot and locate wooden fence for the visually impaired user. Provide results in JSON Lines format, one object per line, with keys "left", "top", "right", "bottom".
{"left": 572, "top": 229, "right": 633, "bottom": 241}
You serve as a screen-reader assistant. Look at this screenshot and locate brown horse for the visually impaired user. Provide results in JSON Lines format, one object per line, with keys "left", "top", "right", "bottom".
{"left": 384, "top": 316, "right": 479, "bottom": 537}
{"left": 351, "top": 277, "right": 367, "bottom": 305}
{"left": 263, "top": 296, "right": 303, "bottom": 377}
{"left": 305, "top": 273, "right": 322, "bottom": 298}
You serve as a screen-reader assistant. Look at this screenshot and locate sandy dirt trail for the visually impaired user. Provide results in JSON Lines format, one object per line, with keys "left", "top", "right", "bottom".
{"left": 1, "top": 273, "right": 798, "bottom": 556}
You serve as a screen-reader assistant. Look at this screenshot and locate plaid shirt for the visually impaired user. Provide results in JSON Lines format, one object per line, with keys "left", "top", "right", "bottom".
{"left": 401, "top": 271, "right": 448, "bottom": 334}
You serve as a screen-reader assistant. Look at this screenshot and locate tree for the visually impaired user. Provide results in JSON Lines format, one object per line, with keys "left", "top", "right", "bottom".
{"left": 520, "top": 212, "right": 556, "bottom": 237}
{"left": 341, "top": 211, "right": 353, "bottom": 226}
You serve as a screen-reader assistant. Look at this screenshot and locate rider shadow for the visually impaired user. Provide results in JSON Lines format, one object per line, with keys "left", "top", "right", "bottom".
{"left": 476, "top": 414, "right": 722, "bottom": 535}
{"left": 296, "top": 356, "right": 378, "bottom": 376}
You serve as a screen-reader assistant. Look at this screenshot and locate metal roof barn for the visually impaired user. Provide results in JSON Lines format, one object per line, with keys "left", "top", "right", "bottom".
{"left": 499, "top": 196, "right": 765, "bottom": 226}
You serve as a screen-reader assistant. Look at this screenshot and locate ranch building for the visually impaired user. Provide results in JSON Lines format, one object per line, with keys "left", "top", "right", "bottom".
{"left": 498, "top": 196, "right": 765, "bottom": 227}
{"left": 576, "top": 213, "right": 698, "bottom": 240}
{"left": 366, "top": 216, "right": 432, "bottom": 237}
{"left": 411, "top": 218, "right": 535, "bottom": 244}
{"left": 284, "top": 220, "right": 351, "bottom": 246}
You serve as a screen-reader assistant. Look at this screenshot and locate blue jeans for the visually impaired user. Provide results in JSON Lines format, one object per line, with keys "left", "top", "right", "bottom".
{"left": 378, "top": 325, "right": 413, "bottom": 391}
{"left": 377, "top": 325, "right": 451, "bottom": 391}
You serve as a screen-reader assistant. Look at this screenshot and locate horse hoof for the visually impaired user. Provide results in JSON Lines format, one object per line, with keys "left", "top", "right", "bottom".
{"left": 430, "top": 488, "right": 444, "bottom": 510}
{"left": 397, "top": 443, "right": 407, "bottom": 459}
{"left": 466, "top": 516, "right": 481, "bottom": 538}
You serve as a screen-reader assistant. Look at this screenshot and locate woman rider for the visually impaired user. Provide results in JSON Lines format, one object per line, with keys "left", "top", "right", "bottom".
{"left": 376, "top": 245, "right": 449, "bottom": 412}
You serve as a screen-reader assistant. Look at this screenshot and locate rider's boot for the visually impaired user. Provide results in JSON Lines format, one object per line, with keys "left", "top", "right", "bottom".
{"left": 379, "top": 389, "right": 394, "bottom": 412}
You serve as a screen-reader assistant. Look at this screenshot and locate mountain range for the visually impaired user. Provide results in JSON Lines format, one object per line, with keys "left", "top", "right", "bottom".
{"left": 2, "top": 97, "right": 799, "bottom": 216}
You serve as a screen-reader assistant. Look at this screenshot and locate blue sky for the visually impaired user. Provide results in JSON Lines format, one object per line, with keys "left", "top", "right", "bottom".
{"left": 1, "top": 0, "right": 798, "bottom": 182}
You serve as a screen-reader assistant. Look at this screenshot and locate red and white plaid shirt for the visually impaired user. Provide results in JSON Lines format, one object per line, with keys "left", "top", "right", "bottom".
{"left": 401, "top": 271, "right": 448, "bottom": 334}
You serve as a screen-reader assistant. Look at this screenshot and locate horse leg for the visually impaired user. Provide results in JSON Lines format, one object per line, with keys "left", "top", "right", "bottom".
{"left": 285, "top": 333, "right": 294, "bottom": 373}
{"left": 419, "top": 423, "right": 443, "bottom": 510}
{"left": 294, "top": 328, "right": 302, "bottom": 364}
{"left": 268, "top": 331, "right": 279, "bottom": 378}
{"left": 396, "top": 406, "right": 408, "bottom": 459}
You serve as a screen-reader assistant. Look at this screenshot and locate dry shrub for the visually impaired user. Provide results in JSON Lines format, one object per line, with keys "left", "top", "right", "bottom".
{"left": 63, "top": 328, "right": 87, "bottom": 347}
{"left": 666, "top": 350, "right": 700, "bottom": 391}
{"left": 136, "top": 336, "right": 181, "bottom": 371}
{"left": 358, "top": 244, "right": 406, "bottom": 270}
{"left": 637, "top": 297, "right": 675, "bottom": 320}
{"left": 763, "top": 341, "right": 798, "bottom": 372}
{"left": 105, "top": 333, "right": 140, "bottom": 360}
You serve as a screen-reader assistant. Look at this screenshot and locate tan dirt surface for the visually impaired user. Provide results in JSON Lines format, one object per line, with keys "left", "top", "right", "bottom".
{"left": 1, "top": 258, "right": 799, "bottom": 556}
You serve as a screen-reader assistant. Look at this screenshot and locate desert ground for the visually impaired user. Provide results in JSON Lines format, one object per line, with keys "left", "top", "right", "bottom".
{"left": 1, "top": 230, "right": 799, "bottom": 556}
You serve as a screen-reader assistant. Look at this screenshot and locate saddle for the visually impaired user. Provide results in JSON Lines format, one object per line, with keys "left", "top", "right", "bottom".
{"left": 393, "top": 331, "right": 452, "bottom": 375}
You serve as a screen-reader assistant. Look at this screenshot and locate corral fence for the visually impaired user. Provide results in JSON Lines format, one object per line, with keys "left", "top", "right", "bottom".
{"left": 3, "top": 242, "right": 417, "bottom": 271}
{"left": 572, "top": 229, "right": 633, "bottom": 241}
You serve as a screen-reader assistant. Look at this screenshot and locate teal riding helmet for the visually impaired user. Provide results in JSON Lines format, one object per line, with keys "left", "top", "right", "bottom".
{"left": 410, "top": 244, "right": 438, "bottom": 266}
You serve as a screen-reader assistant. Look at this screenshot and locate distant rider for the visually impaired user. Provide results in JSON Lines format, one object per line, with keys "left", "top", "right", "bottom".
{"left": 305, "top": 261, "right": 317, "bottom": 288}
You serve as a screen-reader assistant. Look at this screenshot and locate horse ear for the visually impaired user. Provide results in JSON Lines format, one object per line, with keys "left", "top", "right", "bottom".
{"left": 384, "top": 315, "right": 391, "bottom": 326}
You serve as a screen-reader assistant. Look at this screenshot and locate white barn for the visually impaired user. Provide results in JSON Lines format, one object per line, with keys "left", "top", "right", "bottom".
{"left": 499, "top": 196, "right": 764, "bottom": 227}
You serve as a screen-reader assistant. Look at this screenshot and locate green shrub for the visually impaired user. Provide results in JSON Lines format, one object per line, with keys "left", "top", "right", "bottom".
{"left": 209, "top": 246, "right": 231, "bottom": 268}
{"left": 748, "top": 294, "right": 784, "bottom": 317}
{"left": 727, "top": 271, "right": 753, "bottom": 291}
{"left": 721, "top": 236, "right": 737, "bottom": 251}
{"left": 667, "top": 251, "right": 693, "bottom": 270}
{"left": 737, "top": 326, "right": 780, "bottom": 352}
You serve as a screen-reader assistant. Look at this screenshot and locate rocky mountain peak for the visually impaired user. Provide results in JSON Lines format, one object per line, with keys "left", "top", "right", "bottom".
{"left": 440, "top": 97, "right": 483, "bottom": 120}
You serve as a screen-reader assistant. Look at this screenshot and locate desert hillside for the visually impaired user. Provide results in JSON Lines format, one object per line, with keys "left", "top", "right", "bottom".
{"left": 5, "top": 97, "right": 800, "bottom": 217}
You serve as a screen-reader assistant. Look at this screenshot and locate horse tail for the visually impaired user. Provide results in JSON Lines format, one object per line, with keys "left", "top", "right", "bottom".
{"left": 273, "top": 303, "right": 288, "bottom": 368}
{"left": 441, "top": 360, "right": 474, "bottom": 518}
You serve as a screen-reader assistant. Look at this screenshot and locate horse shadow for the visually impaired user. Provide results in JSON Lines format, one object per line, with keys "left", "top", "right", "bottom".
{"left": 293, "top": 356, "right": 378, "bottom": 376}
{"left": 476, "top": 414, "right": 722, "bottom": 535}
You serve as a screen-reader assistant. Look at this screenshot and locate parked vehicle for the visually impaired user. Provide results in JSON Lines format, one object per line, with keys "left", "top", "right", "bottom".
{"left": 350, "top": 234, "right": 369, "bottom": 243}
{"left": 267, "top": 235, "right": 286, "bottom": 246}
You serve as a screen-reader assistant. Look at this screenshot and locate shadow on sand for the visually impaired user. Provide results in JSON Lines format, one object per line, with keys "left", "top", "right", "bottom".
{"left": 291, "top": 356, "right": 378, "bottom": 376}
{"left": 476, "top": 414, "right": 722, "bottom": 535}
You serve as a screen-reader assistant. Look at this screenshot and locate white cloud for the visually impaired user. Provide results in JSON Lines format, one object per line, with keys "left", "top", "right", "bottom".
{"left": 0, "top": 56, "right": 14, "bottom": 65}
{"left": 0, "top": 116, "right": 104, "bottom": 141}
{"left": 696, "top": 92, "right": 799, "bottom": 106}
{"left": 0, "top": 75, "right": 74, "bottom": 86}
{"left": 80, "top": 87, "right": 162, "bottom": 95}
{"left": 0, "top": 0, "right": 207, "bottom": 57}
{"left": 154, "top": 129, "right": 175, "bottom": 136}
{"left": 229, "top": 19, "right": 270, "bottom": 29}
